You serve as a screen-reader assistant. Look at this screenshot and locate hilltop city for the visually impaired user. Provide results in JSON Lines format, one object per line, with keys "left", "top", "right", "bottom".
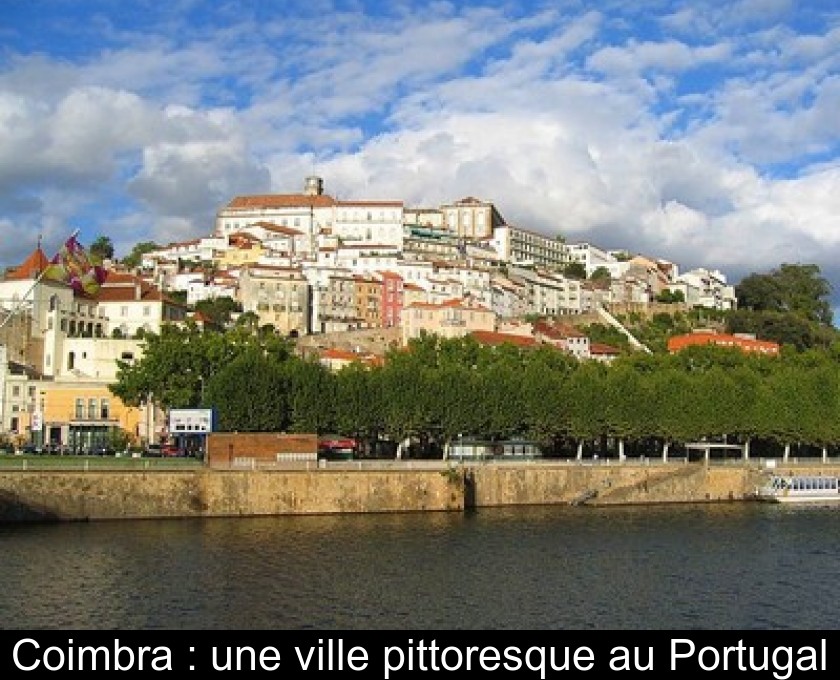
{"left": 0, "top": 176, "right": 783, "bottom": 453}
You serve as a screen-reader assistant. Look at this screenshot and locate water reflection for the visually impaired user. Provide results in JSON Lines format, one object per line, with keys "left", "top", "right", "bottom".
{"left": 1, "top": 504, "right": 838, "bottom": 629}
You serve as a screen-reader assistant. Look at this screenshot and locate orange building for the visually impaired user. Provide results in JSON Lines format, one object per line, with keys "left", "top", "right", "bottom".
{"left": 40, "top": 382, "right": 144, "bottom": 452}
{"left": 667, "top": 331, "right": 780, "bottom": 355}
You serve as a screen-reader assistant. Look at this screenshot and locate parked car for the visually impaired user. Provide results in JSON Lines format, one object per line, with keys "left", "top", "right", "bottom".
{"left": 145, "top": 444, "right": 163, "bottom": 457}
{"left": 161, "top": 444, "right": 182, "bottom": 457}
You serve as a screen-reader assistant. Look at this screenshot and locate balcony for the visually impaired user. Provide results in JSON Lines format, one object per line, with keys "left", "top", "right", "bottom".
{"left": 68, "top": 412, "right": 119, "bottom": 424}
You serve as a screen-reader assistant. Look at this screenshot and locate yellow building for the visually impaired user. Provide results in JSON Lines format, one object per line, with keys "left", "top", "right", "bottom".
{"left": 40, "top": 381, "right": 144, "bottom": 452}
{"left": 353, "top": 275, "right": 382, "bottom": 328}
{"left": 402, "top": 298, "right": 496, "bottom": 345}
{"left": 214, "top": 232, "right": 266, "bottom": 268}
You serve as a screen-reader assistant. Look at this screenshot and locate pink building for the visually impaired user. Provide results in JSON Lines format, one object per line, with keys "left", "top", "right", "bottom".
{"left": 379, "top": 271, "right": 404, "bottom": 328}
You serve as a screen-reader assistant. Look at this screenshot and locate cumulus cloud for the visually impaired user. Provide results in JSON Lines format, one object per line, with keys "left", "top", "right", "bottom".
{"left": 0, "top": 0, "right": 839, "bottom": 306}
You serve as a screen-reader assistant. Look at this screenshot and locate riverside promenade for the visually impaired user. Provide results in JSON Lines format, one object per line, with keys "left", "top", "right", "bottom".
{"left": 2, "top": 457, "right": 836, "bottom": 522}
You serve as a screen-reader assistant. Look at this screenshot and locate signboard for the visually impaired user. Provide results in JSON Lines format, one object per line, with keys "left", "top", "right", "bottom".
{"left": 168, "top": 408, "right": 216, "bottom": 434}
{"left": 31, "top": 411, "right": 43, "bottom": 432}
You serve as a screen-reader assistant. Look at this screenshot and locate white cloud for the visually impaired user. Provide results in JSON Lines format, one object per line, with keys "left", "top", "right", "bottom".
{"left": 0, "top": 0, "right": 839, "bottom": 301}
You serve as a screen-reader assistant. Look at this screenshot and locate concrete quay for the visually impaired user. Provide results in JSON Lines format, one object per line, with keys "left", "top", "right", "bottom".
{"left": 0, "top": 459, "right": 835, "bottom": 522}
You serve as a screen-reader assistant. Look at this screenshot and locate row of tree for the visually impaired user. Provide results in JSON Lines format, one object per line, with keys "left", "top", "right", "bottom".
{"left": 111, "top": 326, "right": 840, "bottom": 458}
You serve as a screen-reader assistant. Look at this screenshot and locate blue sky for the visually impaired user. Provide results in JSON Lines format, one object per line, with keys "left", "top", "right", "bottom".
{"left": 1, "top": 1, "right": 839, "bottom": 306}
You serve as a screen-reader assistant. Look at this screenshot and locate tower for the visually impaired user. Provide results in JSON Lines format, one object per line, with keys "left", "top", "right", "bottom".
{"left": 304, "top": 176, "right": 324, "bottom": 197}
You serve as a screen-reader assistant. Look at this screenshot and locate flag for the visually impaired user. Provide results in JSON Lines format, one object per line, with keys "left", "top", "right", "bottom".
{"left": 43, "top": 234, "right": 107, "bottom": 296}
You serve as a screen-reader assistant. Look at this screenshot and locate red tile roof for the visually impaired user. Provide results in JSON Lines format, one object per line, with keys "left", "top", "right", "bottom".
{"left": 470, "top": 331, "right": 537, "bottom": 347}
{"left": 5, "top": 247, "right": 51, "bottom": 280}
{"left": 590, "top": 342, "right": 621, "bottom": 355}
{"left": 225, "top": 194, "right": 336, "bottom": 209}
{"left": 667, "top": 332, "right": 780, "bottom": 354}
{"left": 250, "top": 221, "right": 304, "bottom": 236}
{"left": 533, "top": 320, "right": 586, "bottom": 339}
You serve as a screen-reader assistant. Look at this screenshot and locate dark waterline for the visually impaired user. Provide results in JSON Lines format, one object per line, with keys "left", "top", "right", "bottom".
{"left": 1, "top": 503, "right": 837, "bottom": 630}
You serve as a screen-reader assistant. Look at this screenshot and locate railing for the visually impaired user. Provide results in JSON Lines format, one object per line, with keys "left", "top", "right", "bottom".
{"left": 67, "top": 413, "right": 118, "bottom": 422}
{"left": 0, "top": 455, "right": 203, "bottom": 472}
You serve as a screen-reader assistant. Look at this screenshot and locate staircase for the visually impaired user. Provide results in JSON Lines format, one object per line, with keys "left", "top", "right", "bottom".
{"left": 586, "top": 464, "right": 705, "bottom": 506}
{"left": 595, "top": 305, "right": 651, "bottom": 353}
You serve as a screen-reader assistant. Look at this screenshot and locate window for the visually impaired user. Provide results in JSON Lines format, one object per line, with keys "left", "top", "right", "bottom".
{"left": 67, "top": 352, "right": 75, "bottom": 370}
{"left": 100, "top": 399, "right": 109, "bottom": 420}
{"left": 88, "top": 398, "right": 97, "bottom": 419}
{"left": 75, "top": 398, "right": 84, "bottom": 419}
{"left": 143, "top": 306, "right": 150, "bottom": 316}
{"left": 12, "top": 386, "right": 20, "bottom": 397}
{"left": 121, "top": 306, "right": 128, "bottom": 317}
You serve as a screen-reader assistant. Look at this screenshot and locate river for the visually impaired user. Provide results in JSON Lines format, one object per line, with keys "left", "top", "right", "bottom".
{"left": 0, "top": 503, "right": 836, "bottom": 630}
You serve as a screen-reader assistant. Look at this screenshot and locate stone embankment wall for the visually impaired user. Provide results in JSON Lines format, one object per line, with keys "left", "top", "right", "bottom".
{"left": 0, "top": 462, "right": 834, "bottom": 522}
{"left": 0, "top": 469, "right": 463, "bottom": 522}
{"left": 467, "top": 463, "right": 766, "bottom": 507}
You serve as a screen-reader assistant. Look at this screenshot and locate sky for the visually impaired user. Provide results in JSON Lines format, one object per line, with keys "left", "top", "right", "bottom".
{"left": 1, "top": 0, "right": 839, "bottom": 307}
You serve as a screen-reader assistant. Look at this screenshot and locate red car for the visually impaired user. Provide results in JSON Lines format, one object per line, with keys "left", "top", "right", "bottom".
{"left": 161, "top": 443, "right": 182, "bottom": 457}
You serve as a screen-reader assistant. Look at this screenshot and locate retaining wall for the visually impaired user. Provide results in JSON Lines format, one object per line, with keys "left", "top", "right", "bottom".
{"left": 0, "top": 462, "right": 835, "bottom": 522}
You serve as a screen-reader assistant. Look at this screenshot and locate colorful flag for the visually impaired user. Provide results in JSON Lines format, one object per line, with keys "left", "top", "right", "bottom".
{"left": 43, "top": 235, "right": 107, "bottom": 296}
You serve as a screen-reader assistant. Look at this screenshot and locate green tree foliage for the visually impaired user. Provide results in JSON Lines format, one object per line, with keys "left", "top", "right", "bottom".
{"left": 735, "top": 263, "right": 833, "bottom": 326}
{"left": 203, "top": 349, "right": 289, "bottom": 431}
{"left": 562, "top": 261, "right": 587, "bottom": 280}
{"left": 727, "top": 309, "right": 833, "bottom": 351}
{"left": 109, "top": 313, "right": 840, "bottom": 458}
{"left": 195, "top": 296, "right": 241, "bottom": 328}
{"left": 589, "top": 267, "right": 611, "bottom": 284}
{"left": 121, "top": 241, "right": 159, "bottom": 269}
{"left": 89, "top": 235, "right": 114, "bottom": 262}
{"left": 656, "top": 289, "right": 685, "bottom": 303}
{"left": 109, "top": 323, "right": 292, "bottom": 410}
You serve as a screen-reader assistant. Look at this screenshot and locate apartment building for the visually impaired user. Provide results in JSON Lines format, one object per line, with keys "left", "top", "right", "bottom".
{"left": 402, "top": 298, "right": 496, "bottom": 345}
{"left": 237, "top": 264, "right": 310, "bottom": 336}
{"left": 670, "top": 268, "right": 737, "bottom": 310}
{"left": 491, "top": 225, "right": 569, "bottom": 268}
{"left": 353, "top": 275, "right": 383, "bottom": 329}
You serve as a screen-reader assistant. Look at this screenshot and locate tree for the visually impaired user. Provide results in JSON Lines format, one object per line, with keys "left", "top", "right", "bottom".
{"left": 590, "top": 267, "right": 611, "bottom": 284}
{"left": 89, "top": 235, "right": 114, "bottom": 263}
{"left": 656, "top": 289, "right": 684, "bottom": 303}
{"left": 735, "top": 264, "right": 833, "bottom": 326}
{"left": 203, "top": 350, "right": 290, "bottom": 431}
{"left": 195, "top": 296, "right": 241, "bottom": 328}
{"left": 562, "top": 262, "right": 587, "bottom": 280}
{"left": 121, "top": 241, "right": 159, "bottom": 269}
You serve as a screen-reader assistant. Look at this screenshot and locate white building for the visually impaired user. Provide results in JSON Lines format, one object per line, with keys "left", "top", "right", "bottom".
{"left": 95, "top": 272, "right": 187, "bottom": 339}
{"left": 509, "top": 267, "right": 583, "bottom": 316}
{"left": 565, "top": 242, "right": 624, "bottom": 277}
{"left": 491, "top": 225, "right": 569, "bottom": 268}
{"left": 671, "top": 268, "right": 737, "bottom": 310}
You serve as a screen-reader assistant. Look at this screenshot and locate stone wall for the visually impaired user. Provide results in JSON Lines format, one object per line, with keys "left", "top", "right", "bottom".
{"left": 466, "top": 462, "right": 766, "bottom": 507}
{"left": 0, "top": 462, "right": 834, "bottom": 523}
{"left": 0, "top": 468, "right": 463, "bottom": 522}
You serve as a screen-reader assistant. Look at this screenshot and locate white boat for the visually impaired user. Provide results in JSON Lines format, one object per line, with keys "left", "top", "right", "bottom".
{"left": 757, "top": 474, "right": 840, "bottom": 503}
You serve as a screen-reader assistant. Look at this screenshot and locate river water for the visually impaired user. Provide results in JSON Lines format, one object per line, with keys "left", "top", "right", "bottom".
{"left": 0, "top": 503, "right": 837, "bottom": 630}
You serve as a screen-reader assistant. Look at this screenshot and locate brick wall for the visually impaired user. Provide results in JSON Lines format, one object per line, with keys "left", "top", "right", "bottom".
{"left": 207, "top": 433, "right": 317, "bottom": 466}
